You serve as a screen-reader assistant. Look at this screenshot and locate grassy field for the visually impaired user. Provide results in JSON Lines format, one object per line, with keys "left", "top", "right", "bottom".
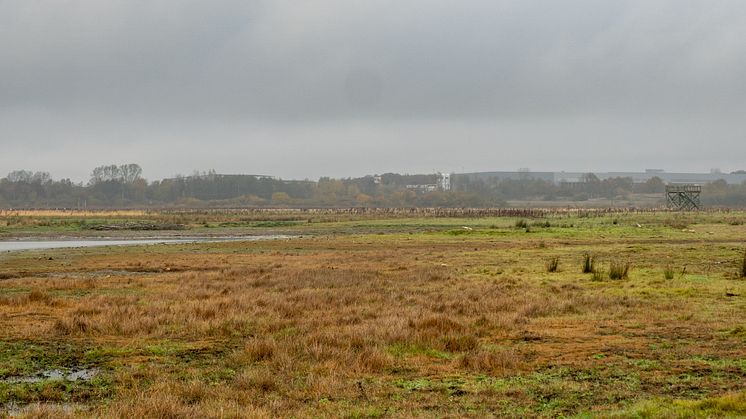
{"left": 1, "top": 209, "right": 746, "bottom": 417}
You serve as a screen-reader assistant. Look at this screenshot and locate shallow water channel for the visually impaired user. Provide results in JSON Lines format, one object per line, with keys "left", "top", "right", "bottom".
{"left": 0, "top": 235, "right": 292, "bottom": 252}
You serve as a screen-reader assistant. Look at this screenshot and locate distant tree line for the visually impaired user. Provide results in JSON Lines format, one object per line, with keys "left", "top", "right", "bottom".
{"left": 0, "top": 164, "right": 498, "bottom": 208}
{"left": 700, "top": 179, "right": 746, "bottom": 206}
{"left": 1, "top": 164, "right": 746, "bottom": 208}
{"left": 454, "top": 174, "right": 667, "bottom": 202}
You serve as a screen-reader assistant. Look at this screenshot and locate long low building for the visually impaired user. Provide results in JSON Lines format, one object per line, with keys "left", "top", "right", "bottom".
{"left": 459, "top": 170, "right": 746, "bottom": 185}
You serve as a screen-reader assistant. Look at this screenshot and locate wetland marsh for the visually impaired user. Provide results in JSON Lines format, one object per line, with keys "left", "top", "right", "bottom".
{"left": 1, "top": 209, "right": 745, "bottom": 417}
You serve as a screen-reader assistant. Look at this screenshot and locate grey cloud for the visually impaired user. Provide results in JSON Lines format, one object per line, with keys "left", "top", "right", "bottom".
{"left": 1, "top": 0, "right": 745, "bottom": 180}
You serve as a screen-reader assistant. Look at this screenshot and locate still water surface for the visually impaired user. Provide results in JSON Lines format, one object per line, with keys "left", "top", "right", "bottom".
{"left": 0, "top": 236, "right": 290, "bottom": 252}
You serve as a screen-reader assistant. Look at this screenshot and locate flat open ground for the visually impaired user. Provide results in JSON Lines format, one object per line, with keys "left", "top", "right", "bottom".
{"left": 1, "top": 209, "right": 746, "bottom": 417}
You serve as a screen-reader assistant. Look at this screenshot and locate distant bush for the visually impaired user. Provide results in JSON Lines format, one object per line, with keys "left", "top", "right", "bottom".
{"left": 741, "top": 249, "right": 746, "bottom": 278}
{"left": 515, "top": 219, "right": 528, "bottom": 229}
{"left": 663, "top": 266, "right": 675, "bottom": 280}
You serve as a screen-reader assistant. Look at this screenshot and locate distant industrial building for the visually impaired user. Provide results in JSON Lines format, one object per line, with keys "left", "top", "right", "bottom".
{"left": 406, "top": 172, "right": 452, "bottom": 194}
{"left": 459, "top": 170, "right": 746, "bottom": 185}
{"left": 461, "top": 171, "right": 556, "bottom": 183}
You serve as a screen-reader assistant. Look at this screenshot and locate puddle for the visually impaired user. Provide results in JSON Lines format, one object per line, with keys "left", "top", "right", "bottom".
{"left": 0, "top": 239, "right": 192, "bottom": 252}
{"left": 1, "top": 369, "right": 100, "bottom": 415}
{"left": 2, "top": 402, "right": 88, "bottom": 416}
{"left": 3, "top": 368, "right": 99, "bottom": 383}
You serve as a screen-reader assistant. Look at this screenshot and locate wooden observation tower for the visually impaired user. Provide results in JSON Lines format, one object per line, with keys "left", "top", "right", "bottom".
{"left": 665, "top": 184, "right": 701, "bottom": 210}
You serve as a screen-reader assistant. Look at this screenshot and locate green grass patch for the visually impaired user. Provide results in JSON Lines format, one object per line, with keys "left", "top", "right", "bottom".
{"left": 387, "top": 343, "right": 453, "bottom": 360}
{"left": 146, "top": 341, "right": 195, "bottom": 357}
{"left": 599, "top": 391, "right": 746, "bottom": 418}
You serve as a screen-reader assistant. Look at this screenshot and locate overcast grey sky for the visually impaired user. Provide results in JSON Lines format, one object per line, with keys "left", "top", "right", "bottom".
{"left": 1, "top": 0, "right": 745, "bottom": 182}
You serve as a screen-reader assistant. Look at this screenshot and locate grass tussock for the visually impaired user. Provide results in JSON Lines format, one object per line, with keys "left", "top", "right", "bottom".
{"left": 442, "top": 334, "right": 479, "bottom": 352}
{"left": 234, "top": 369, "right": 279, "bottom": 392}
{"left": 582, "top": 253, "right": 595, "bottom": 274}
{"left": 608, "top": 261, "right": 630, "bottom": 280}
{"left": 53, "top": 316, "right": 93, "bottom": 336}
{"left": 106, "top": 391, "right": 199, "bottom": 418}
{"left": 546, "top": 257, "right": 559, "bottom": 273}
{"left": 664, "top": 265, "right": 675, "bottom": 280}
{"left": 0, "top": 289, "right": 58, "bottom": 307}
{"left": 244, "top": 337, "right": 277, "bottom": 362}
{"left": 459, "top": 348, "right": 519, "bottom": 375}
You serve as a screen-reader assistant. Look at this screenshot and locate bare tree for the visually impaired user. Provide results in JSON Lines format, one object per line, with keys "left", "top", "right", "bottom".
{"left": 7, "top": 170, "right": 34, "bottom": 183}
{"left": 120, "top": 164, "right": 143, "bottom": 183}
